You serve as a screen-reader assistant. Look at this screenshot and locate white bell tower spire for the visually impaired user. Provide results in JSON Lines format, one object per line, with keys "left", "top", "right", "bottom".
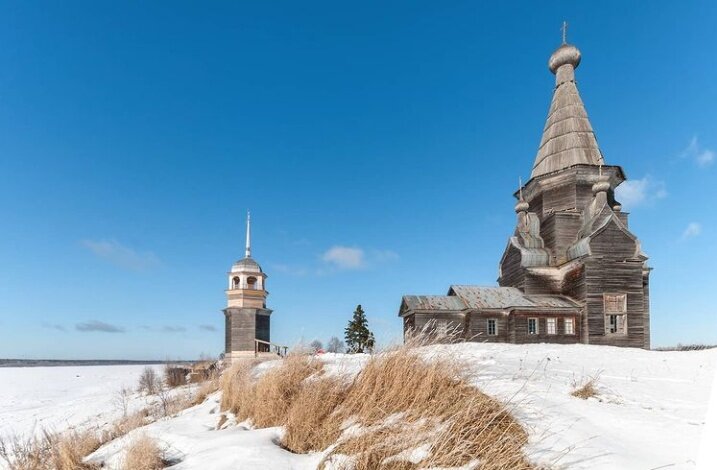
{"left": 245, "top": 210, "right": 251, "bottom": 258}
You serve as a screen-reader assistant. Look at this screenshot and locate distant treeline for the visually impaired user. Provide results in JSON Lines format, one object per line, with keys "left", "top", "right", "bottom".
{"left": 653, "top": 344, "right": 717, "bottom": 352}
{"left": 0, "top": 359, "right": 196, "bottom": 368}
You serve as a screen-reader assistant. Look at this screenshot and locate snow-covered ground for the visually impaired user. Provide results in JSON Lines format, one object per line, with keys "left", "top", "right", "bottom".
{"left": 2, "top": 345, "right": 716, "bottom": 469}
{"left": 0, "top": 364, "right": 163, "bottom": 441}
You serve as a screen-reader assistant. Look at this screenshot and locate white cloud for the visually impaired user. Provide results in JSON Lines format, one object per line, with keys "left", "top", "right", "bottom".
{"left": 321, "top": 246, "right": 366, "bottom": 270}
{"left": 319, "top": 246, "right": 399, "bottom": 271}
{"left": 615, "top": 176, "right": 667, "bottom": 209}
{"left": 681, "top": 222, "right": 702, "bottom": 240}
{"left": 82, "top": 239, "right": 160, "bottom": 271}
{"left": 681, "top": 136, "right": 715, "bottom": 167}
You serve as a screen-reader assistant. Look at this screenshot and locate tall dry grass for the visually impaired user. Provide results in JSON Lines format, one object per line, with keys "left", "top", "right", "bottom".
{"left": 0, "top": 430, "right": 101, "bottom": 470}
{"left": 220, "top": 338, "right": 534, "bottom": 469}
{"left": 121, "top": 435, "right": 164, "bottom": 470}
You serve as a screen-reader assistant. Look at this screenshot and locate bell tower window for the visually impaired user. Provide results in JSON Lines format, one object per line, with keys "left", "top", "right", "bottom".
{"left": 232, "top": 276, "right": 241, "bottom": 289}
{"left": 247, "top": 276, "right": 257, "bottom": 289}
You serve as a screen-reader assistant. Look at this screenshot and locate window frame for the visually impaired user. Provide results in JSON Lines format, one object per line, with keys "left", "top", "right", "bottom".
{"left": 604, "top": 293, "right": 627, "bottom": 314}
{"left": 564, "top": 317, "right": 575, "bottom": 335}
{"left": 528, "top": 317, "right": 539, "bottom": 335}
{"left": 606, "top": 313, "right": 628, "bottom": 335}
{"left": 546, "top": 317, "right": 557, "bottom": 335}
{"left": 487, "top": 319, "right": 498, "bottom": 336}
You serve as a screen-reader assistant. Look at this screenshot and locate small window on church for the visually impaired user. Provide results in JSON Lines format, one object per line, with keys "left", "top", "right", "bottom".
{"left": 528, "top": 318, "right": 538, "bottom": 335}
{"left": 247, "top": 276, "right": 257, "bottom": 289}
{"left": 487, "top": 319, "right": 497, "bottom": 336}
{"left": 565, "top": 318, "right": 575, "bottom": 335}
{"left": 232, "top": 276, "right": 240, "bottom": 289}
{"left": 546, "top": 318, "right": 557, "bottom": 335}
{"left": 604, "top": 293, "right": 627, "bottom": 313}
{"left": 436, "top": 320, "right": 449, "bottom": 336}
{"left": 607, "top": 314, "right": 627, "bottom": 335}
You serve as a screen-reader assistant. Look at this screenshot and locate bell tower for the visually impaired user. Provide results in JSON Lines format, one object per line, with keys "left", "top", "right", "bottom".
{"left": 223, "top": 212, "right": 272, "bottom": 362}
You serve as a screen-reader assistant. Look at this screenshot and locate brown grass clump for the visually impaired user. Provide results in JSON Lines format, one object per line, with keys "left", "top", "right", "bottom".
{"left": 571, "top": 378, "right": 599, "bottom": 400}
{"left": 193, "top": 377, "right": 220, "bottom": 406}
{"left": 121, "top": 435, "right": 164, "bottom": 470}
{"left": 0, "top": 429, "right": 102, "bottom": 470}
{"left": 281, "top": 376, "right": 349, "bottom": 453}
{"left": 219, "top": 355, "right": 323, "bottom": 427}
{"left": 322, "top": 351, "right": 531, "bottom": 469}
{"left": 251, "top": 355, "right": 323, "bottom": 428}
{"left": 220, "top": 359, "right": 261, "bottom": 416}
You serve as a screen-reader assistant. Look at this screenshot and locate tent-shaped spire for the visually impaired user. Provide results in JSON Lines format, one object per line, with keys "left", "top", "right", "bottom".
{"left": 531, "top": 32, "right": 604, "bottom": 178}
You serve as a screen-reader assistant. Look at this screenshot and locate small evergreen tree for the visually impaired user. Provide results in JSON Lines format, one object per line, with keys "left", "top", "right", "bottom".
{"left": 344, "top": 304, "right": 375, "bottom": 353}
{"left": 327, "top": 336, "right": 345, "bottom": 353}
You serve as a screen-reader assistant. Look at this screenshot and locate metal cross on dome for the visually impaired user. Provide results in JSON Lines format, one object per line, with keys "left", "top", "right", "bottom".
{"left": 561, "top": 21, "right": 568, "bottom": 44}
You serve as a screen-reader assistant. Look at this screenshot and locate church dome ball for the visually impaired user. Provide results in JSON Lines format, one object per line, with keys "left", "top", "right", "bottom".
{"left": 514, "top": 200, "right": 530, "bottom": 213}
{"left": 548, "top": 44, "right": 581, "bottom": 74}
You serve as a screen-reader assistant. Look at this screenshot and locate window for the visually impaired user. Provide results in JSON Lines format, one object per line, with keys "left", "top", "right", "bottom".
{"left": 607, "top": 314, "right": 627, "bottom": 334}
{"left": 247, "top": 276, "right": 257, "bottom": 288}
{"left": 604, "top": 293, "right": 627, "bottom": 335}
{"left": 546, "top": 318, "right": 557, "bottom": 335}
{"left": 487, "top": 319, "right": 497, "bottom": 336}
{"left": 232, "top": 276, "right": 240, "bottom": 289}
{"left": 564, "top": 318, "right": 575, "bottom": 335}
{"left": 435, "top": 320, "right": 449, "bottom": 336}
{"left": 528, "top": 318, "right": 538, "bottom": 335}
{"left": 604, "top": 293, "right": 627, "bottom": 313}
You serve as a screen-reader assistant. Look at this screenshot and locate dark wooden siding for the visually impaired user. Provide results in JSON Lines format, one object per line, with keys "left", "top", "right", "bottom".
{"left": 499, "top": 244, "right": 525, "bottom": 289}
{"left": 413, "top": 312, "right": 465, "bottom": 336}
{"left": 541, "top": 212, "right": 583, "bottom": 265}
{"left": 256, "top": 312, "right": 271, "bottom": 343}
{"left": 226, "top": 308, "right": 257, "bottom": 352}
{"left": 467, "top": 313, "right": 509, "bottom": 342}
{"left": 583, "top": 259, "right": 646, "bottom": 348}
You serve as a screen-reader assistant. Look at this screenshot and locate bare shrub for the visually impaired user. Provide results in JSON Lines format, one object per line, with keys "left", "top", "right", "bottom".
{"left": 121, "top": 435, "right": 163, "bottom": 470}
{"left": 164, "top": 364, "right": 188, "bottom": 388}
{"left": 114, "top": 387, "right": 133, "bottom": 418}
{"left": 137, "top": 367, "right": 161, "bottom": 395}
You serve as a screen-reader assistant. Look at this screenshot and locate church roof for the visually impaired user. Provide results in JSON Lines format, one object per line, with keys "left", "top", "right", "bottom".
{"left": 448, "top": 286, "right": 579, "bottom": 310}
{"left": 531, "top": 42, "right": 604, "bottom": 178}
{"left": 401, "top": 295, "right": 466, "bottom": 311}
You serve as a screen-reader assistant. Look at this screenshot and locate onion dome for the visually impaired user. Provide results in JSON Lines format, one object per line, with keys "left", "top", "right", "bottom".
{"left": 548, "top": 43, "right": 581, "bottom": 74}
{"left": 515, "top": 199, "right": 529, "bottom": 213}
{"left": 592, "top": 174, "right": 611, "bottom": 194}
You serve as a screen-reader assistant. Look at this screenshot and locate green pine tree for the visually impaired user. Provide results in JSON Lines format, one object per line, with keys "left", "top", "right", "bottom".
{"left": 344, "top": 304, "right": 375, "bottom": 353}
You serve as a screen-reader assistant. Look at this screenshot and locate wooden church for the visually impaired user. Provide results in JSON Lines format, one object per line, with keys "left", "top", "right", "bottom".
{"left": 399, "top": 34, "right": 651, "bottom": 349}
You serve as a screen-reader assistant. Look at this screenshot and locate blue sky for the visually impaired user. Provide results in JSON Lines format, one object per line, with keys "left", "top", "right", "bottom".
{"left": 1, "top": 1, "right": 715, "bottom": 359}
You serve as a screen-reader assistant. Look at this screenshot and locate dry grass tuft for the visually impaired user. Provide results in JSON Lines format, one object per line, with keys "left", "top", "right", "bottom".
{"left": 281, "top": 376, "right": 349, "bottom": 453}
{"left": 571, "top": 378, "right": 599, "bottom": 400}
{"left": 193, "top": 377, "right": 220, "bottom": 406}
{"left": 121, "top": 435, "right": 164, "bottom": 470}
{"left": 220, "top": 355, "right": 323, "bottom": 427}
{"left": 0, "top": 429, "right": 102, "bottom": 470}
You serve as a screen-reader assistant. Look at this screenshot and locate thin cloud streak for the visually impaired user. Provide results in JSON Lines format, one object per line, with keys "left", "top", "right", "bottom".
{"left": 76, "top": 320, "right": 125, "bottom": 333}
{"left": 82, "top": 239, "right": 160, "bottom": 271}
